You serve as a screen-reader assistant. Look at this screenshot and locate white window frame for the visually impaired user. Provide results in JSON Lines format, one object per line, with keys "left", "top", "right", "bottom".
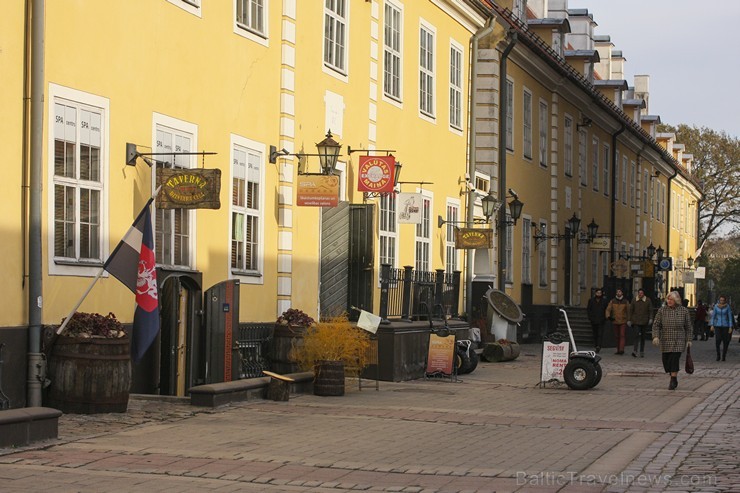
{"left": 234, "top": 0, "right": 269, "bottom": 46}
{"left": 415, "top": 190, "right": 433, "bottom": 272}
{"left": 603, "top": 144, "right": 610, "bottom": 197}
{"left": 505, "top": 220, "right": 514, "bottom": 284}
{"left": 540, "top": 100, "right": 549, "bottom": 167}
{"left": 630, "top": 161, "right": 636, "bottom": 208}
{"left": 538, "top": 220, "right": 548, "bottom": 288}
{"left": 229, "top": 135, "right": 265, "bottom": 284}
{"left": 590, "top": 250, "right": 599, "bottom": 287}
{"left": 522, "top": 217, "right": 532, "bottom": 284}
{"left": 579, "top": 129, "right": 587, "bottom": 186}
{"left": 523, "top": 89, "right": 532, "bottom": 159}
{"left": 564, "top": 115, "right": 573, "bottom": 175}
{"left": 383, "top": 1, "right": 403, "bottom": 103}
{"left": 419, "top": 20, "right": 436, "bottom": 119}
{"left": 642, "top": 169, "right": 649, "bottom": 214}
{"left": 152, "top": 113, "right": 198, "bottom": 270}
{"left": 614, "top": 150, "right": 620, "bottom": 200}
{"left": 505, "top": 78, "right": 514, "bottom": 151}
{"left": 578, "top": 243, "right": 587, "bottom": 290}
{"left": 379, "top": 193, "right": 399, "bottom": 269}
{"left": 445, "top": 199, "right": 461, "bottom": 274}
{"left": 592, "top": 137, "right": 599, "bottom": 192}
{"left": 323, "top": 0, "right": 348, "bottom": 75}
{"left": 167, "top": 0, "right": 202, "bottom": 17}
{"left": 47, "top": 84, "right": 110, "bottom": 277}
{"left": 621, "top": 155, "right": 628, "bottom": 204}
{"left": 449, "top": 40, "right": 464, "bottom": 131}
{"left": 661, "top": 182, "right": 667, "bottom": 223}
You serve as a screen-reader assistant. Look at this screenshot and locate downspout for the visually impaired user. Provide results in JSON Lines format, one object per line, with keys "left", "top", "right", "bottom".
{"left": 608, "top": 124, "right": 625, "bottom": 272}
{"left": 464, "top": 16, "right": 495, "bottom": 320}
{"left": 497, "top": 31, "right": 518, "bottom": 292}
{"left": 664, "top": 165, "right": 678, "bottom": 292}
{"left": 27, "top": 0, "right": 45, "bottom": 407}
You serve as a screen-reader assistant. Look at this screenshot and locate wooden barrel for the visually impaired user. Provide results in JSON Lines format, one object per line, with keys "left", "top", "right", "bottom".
{"left": 270, "top": 325, "right": 306, "bottom": 374}
{"left": 482, "top": 341, "right": 521, "bottom": 362}
{"left": 313, "top": 360, "right": 345, "bottom": 396}
{"left": 47, "top": 336, "right": 131, "bottom": 414}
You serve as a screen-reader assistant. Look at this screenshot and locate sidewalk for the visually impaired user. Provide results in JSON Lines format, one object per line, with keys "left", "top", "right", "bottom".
{"left": 0, "top": 334, "right": 738, "bottom": 492}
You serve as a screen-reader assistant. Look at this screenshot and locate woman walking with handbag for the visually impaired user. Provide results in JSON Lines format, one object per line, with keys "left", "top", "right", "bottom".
{"left": 652, "top": 291, "right": 693, "bottom": 390}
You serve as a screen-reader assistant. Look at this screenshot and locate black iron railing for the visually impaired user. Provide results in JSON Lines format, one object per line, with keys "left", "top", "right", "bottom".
{"left": 235, "top": 323, "right": 272, "bottom": 379}
{"left": 379, "top": 265, "right": 461, "bottom": 321}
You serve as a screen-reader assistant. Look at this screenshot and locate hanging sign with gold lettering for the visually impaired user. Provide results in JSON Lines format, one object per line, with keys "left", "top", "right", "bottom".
{"left": 156, "top": 168, "right": 221, "bottom": 209}
{"left": 357, "top": 155, "right": 395, "bottom": 193}
{"left": 296, "top": 174, "right": 340, "bottom": 207}
{"left": 455, "top": 228, "right": 493, "bottom": 249}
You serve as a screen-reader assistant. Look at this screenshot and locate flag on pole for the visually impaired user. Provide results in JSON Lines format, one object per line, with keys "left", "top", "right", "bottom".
{"left": 693, "top": 239, "right": 706, "bottom": 260}
{"left": 357, "top": 310, "right": 381, "bottom": 334}
{"left": 104, "top": 199, "right": 160, "bottom": 362}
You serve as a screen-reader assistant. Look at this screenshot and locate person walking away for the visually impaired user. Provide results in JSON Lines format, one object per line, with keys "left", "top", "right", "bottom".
{"left": 652, "top": 290, "right": 693, "bottom": 390}
{"left": 710, "top": 296, "right": 733, "bottom": 361}
{"left": 629, "top": 289, "right": 652, "bottom": 357}
{"left": 587, "top": 288, "right": 609, "bottom": 353}
{"left": 606, "top": 289, "right": 629, "bottom": 355}
{"left": 694, "top": 301, "right": 708, "bottom": 341}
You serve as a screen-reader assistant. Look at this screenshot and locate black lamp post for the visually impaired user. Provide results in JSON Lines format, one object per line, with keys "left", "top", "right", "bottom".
{"left": 564, "top": 214, "right": 581, "bottom": 306}
{"left": 646, "top": 243, "right": 656, "bottom": 260}
{"left": 586, "top": 218, "right": 599, "bottom": 240}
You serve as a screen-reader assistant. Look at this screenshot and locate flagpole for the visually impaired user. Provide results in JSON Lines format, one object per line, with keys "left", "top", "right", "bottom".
{"left": 56, "top": 186, "right": 162, "bottom": 336}
{"left": 56, "top": 268, "right": 105, "bottom": 335}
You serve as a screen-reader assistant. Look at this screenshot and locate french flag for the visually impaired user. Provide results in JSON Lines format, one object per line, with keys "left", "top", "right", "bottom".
{"left": 104, "top": 200, "right": 160, "bottom": 362}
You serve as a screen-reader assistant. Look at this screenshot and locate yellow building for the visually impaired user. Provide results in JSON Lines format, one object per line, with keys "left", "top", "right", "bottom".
{"left": 469, "top": 1, "right": 701, "bottom": 338}
{"left": 1, "top": 0, "right": 489, "bottom": 406}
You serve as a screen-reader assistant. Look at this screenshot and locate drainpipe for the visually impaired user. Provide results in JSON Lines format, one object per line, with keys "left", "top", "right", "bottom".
{"left": 27, "top": 0, "right": 45, "bottom": 407}
{"left": 464, "top": 17, "right": 495, "bottom": 320}
{"left": 664, "top": 165, "right": 678, "bottom": 293}
{"left": 497, "top": 31, "right": 518, "bottom": 292}
{"left": 608, "top": 124, "right": 625, "bottom": 277}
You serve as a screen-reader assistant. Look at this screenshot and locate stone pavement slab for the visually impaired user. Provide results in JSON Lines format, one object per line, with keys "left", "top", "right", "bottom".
{"left": 0, "top": 337, "right": 738, "bottom": 492}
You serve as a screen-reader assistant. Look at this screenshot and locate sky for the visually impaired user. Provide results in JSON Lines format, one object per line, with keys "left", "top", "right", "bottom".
{"left": 573, "top": 0, "right": 740, "bottom": 139}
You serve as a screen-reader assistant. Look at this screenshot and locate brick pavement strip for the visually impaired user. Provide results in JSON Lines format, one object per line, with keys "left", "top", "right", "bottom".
{"left": 0, "top": 342, "right": 738, "bottom": 492}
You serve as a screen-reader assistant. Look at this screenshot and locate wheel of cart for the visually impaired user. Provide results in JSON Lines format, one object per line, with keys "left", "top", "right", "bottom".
{"left": 559, "top": 308, "right": 602, "bottom": 390}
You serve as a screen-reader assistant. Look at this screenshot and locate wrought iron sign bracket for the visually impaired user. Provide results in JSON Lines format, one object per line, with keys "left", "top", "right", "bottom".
{"left": 126, "top": 142, "right": 216, "bottom": 167}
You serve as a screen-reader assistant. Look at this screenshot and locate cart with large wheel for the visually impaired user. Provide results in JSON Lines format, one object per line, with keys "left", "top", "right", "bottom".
{"left": 548, "top": 308, "right": 602, "bottom": 390}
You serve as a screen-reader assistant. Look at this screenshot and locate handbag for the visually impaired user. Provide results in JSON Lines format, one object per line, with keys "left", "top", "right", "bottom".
{"left": 685, "top": 347, "right": 695, "bottom": 374}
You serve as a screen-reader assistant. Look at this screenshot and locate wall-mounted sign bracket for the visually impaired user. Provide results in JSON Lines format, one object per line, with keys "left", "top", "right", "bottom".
{"left": 126, "top": 142, "right": 217, "bottom": 167}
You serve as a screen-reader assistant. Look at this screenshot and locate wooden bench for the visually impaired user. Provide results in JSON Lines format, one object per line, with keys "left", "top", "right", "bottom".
{"left": 188, "top": 371, "right": 314, "bottom": 408}
{"left": 0, "top": 407, "right": 63, "bottom": 447}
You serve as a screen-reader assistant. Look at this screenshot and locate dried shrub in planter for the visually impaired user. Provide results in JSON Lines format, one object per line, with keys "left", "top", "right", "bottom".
{"left": 291, "top": 316, "right": 371, "bottom": 377}
{"left": 62, "top": 312, "right": 128, "bottom": 339}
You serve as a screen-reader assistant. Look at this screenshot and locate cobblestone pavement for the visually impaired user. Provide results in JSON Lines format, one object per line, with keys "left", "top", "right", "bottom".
{"left": 0, "top": 336, "right": 738, "bottom": 492}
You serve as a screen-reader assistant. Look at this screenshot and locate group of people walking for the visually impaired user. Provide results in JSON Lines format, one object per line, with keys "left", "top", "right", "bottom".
{"left": 587, "top": 288, "right": 736, "bottom": 390}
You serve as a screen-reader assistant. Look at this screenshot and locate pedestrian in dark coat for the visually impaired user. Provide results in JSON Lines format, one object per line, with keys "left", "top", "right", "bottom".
{"left": 694, "top": 301, "right": 708, "bottom": 340}
{"left": 629, "top": 289, "right": 652, "bottom": 358}
{"left": 652, "top": 291, "right": 693, "bottom": 390}
{"left": 606, "top": 289, "right": 629, "bottom": 355}
{"left": 586, "top": 288, "right": 608, "bottom": 353}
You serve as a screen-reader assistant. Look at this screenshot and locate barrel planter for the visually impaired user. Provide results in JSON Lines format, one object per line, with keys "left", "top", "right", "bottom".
{"left": 482, "top": 341, "right": 521, "bottom": 362}
{"left": 47, "top": 336, "right": 131, "bottom": 414}
{"left": 313, "top": 360, "right": 345, "bottom": 396}
{"left": 270, "top": 325, "right": 307, "bottom": 375}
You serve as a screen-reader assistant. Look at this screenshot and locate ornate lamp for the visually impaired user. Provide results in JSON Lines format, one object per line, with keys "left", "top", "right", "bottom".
{"left": 316, "top": 131, "right": 342, "bottom": 175}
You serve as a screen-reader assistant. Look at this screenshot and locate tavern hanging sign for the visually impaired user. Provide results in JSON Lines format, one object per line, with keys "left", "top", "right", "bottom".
{"left": 455, "top": 228, "right": 494, "bottom": 249}
{"left": 156, "top": 168, "right": 222, "bottom": 209}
